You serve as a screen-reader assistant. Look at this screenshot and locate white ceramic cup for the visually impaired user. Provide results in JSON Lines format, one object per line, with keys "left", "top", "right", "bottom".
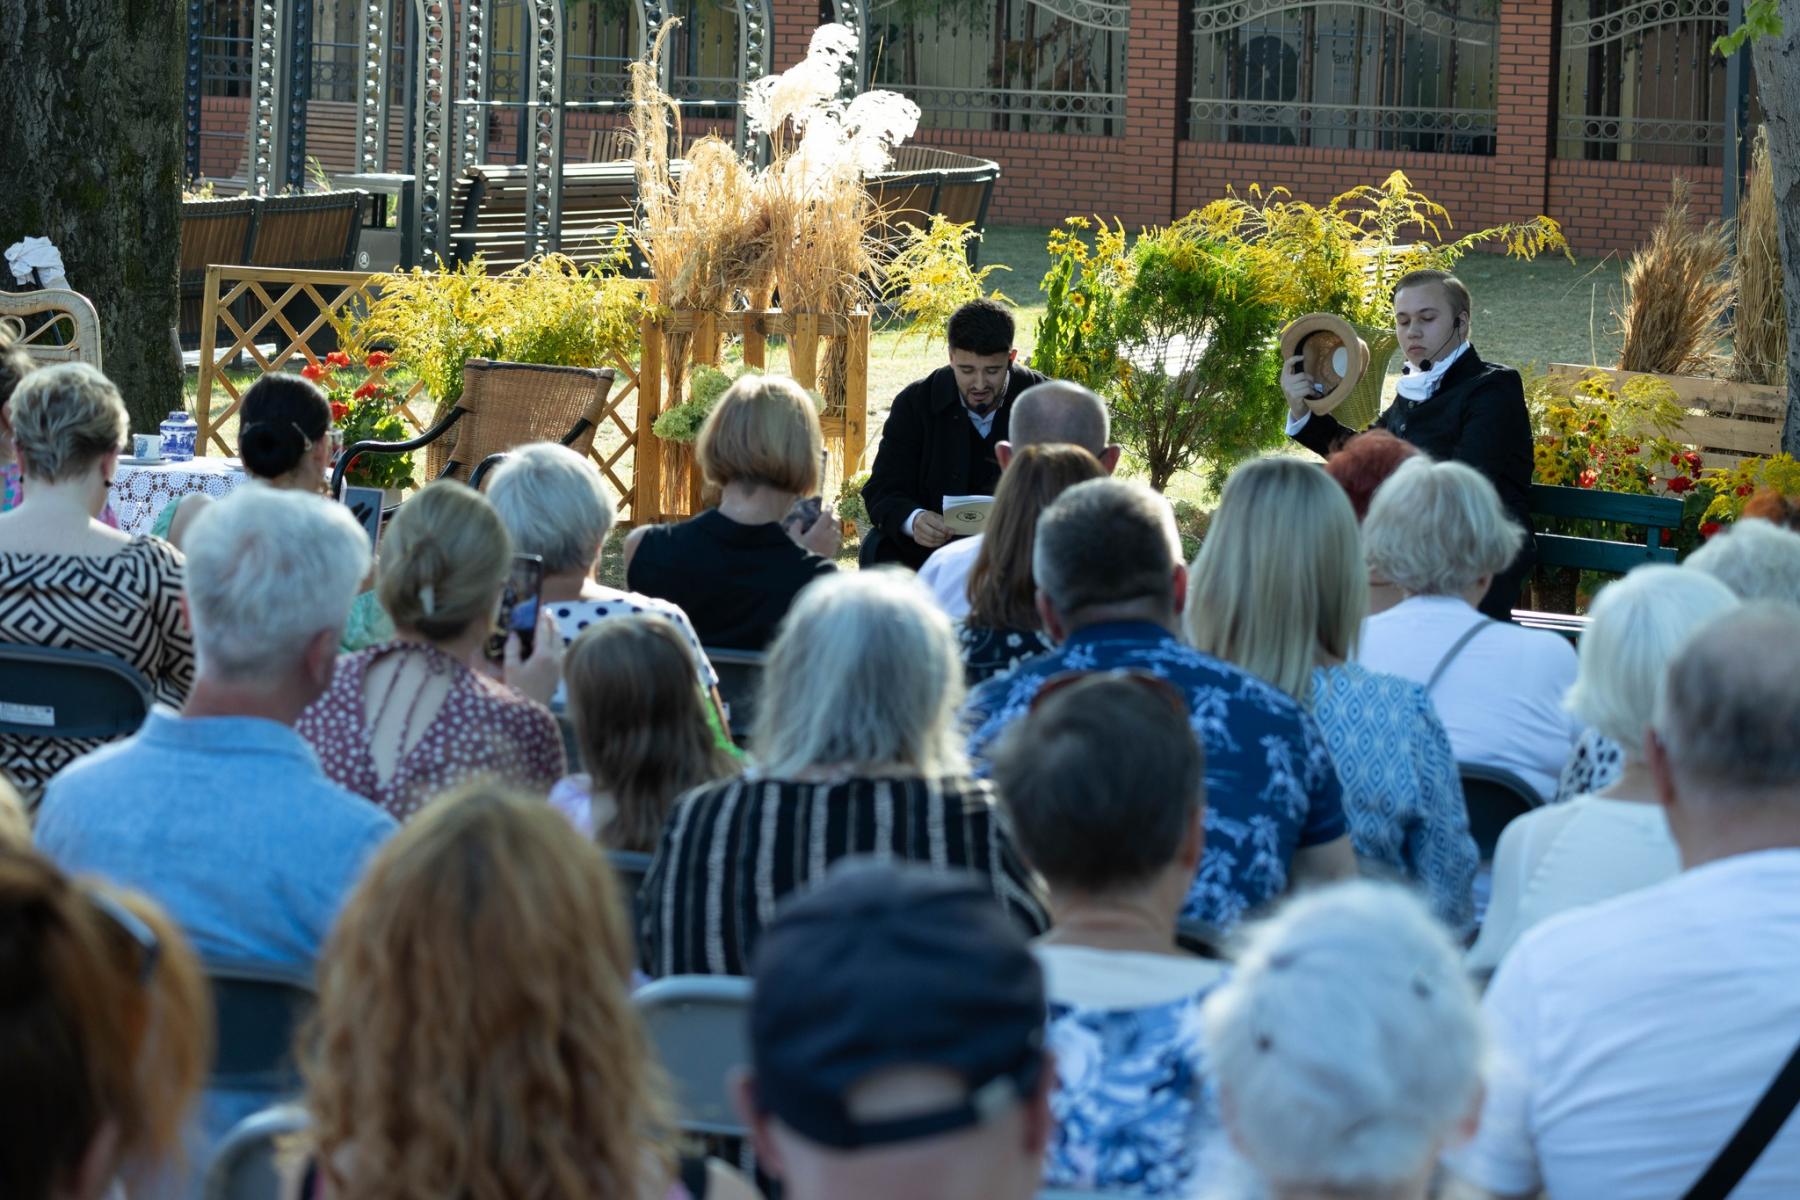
{"left": 132, "top": 434, "right": 163, "bottom": 460}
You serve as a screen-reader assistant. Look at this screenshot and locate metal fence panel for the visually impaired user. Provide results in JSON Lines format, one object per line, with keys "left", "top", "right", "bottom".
{"left": 1556, "top": 0, "right": 1729, "bottom": 165}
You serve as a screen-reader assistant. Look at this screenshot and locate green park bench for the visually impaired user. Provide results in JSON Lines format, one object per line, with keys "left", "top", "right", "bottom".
{"left": 1513, "top": 483, "right": 1684, "bottom": 640}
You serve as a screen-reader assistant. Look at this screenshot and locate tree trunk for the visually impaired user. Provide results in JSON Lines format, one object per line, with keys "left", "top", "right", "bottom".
{"left": 0, "top": 0, "right": 185, "bottom": 433}
{"left": 1753, "top": 19, "right": 1800, "bottom": 456}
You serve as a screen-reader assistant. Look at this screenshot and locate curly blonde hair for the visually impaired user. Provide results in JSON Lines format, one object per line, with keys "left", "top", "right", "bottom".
{"left": 300, "top": 784, "right": 674, "bottom": 1200}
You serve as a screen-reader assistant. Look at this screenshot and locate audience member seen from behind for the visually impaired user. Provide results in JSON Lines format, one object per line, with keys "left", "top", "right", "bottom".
{"left": 0, "top": 363, "right": 194, "bottom": 798}
{"left": 1447, "top": 603, "right": 1800, "bottom": 1200}
{"left": 486, "top": 441, "right": 723, "bottom": 716}
{"left": 1186, "top": 456, "right": 1476, "bottom": 932}
{"left": 919, "top": 379, "right": 1122, "bottom": 619}
{"left": 991, "top": 673, "right": 1223, "bottom": 1197}
{"left": 1323, "top": 429, "right": 1422, "bottom": 615}
{"left": 640, "top": 570, "right": 1049, "bottom": 977}
{"left": 1685, "top": 515, "right": 1800, "bottom": 604}
{"left": 299, "top": 785, "right": 758, "bottom": 1200}
{"left": 296, "top": 480, "right": 565, "bottom": 821}
{"left": 1359, "top": 458, "right": 1579, "bottom": 801}
{"left": 626, "top": 375, "right": 838, "bottom": 650}
{"left": 733, "top": 862, "right": 1055, "bottom": 1200}
{"left": 963, "top": 478, "right": 1354, "bottom": 929}
{"left": 1740, "top": 489, "right": 1800, "bottom": 532}
{"left": 552, "top": 615, "right": 740, "bottom": 849}
{"left": 1471, "top": 565, "right": 1739, "bottom": 972}
{"left": 959, "top": 444, "right": 1106, "bottom": 683}
{"left": 0, "top": 848, "right": 211, "bottom": 1200}
{"left": 1205, "top": 882, "right": 1484, "bottom": 1200}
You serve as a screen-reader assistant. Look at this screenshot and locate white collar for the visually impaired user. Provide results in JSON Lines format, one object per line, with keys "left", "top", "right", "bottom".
{"left": 1395, "top": 339, "right": 1473, "bottom": 402}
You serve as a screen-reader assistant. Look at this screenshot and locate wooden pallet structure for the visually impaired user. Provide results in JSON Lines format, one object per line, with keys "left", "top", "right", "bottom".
{"left": 1547, "top": 363, "right": 1787, "bottom": 471}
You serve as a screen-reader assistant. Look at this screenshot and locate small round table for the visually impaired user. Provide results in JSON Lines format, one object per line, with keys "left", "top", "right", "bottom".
{"left": 110, "top": 457, "right": 248, "bottom": 537}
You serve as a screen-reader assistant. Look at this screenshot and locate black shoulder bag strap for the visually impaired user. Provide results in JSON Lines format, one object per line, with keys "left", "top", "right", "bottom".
{"left": 1680, "top": 1035, "right": 1800, "bottom": 1200}
{"left": 1425, "top": 619, "right": 1491, "bottom": 694}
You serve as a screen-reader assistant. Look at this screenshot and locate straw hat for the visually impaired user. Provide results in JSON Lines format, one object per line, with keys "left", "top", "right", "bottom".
{"left": 1279, "top": 313, "right": 1370, "bottom": 416}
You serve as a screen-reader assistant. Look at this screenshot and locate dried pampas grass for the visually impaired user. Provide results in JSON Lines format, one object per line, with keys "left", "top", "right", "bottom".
{"left": 1617, "top": 178, "right": 1734, "bottom": 377}
{"left": 1731, "top": 128, "right": 1786, "bottom": 386}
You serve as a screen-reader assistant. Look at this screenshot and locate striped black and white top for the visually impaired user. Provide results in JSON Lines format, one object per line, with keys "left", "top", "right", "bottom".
{"left": 639, "top": 774, "right": 1050, "bottom": 977}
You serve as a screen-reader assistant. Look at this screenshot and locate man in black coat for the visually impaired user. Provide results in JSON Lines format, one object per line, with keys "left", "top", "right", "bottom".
{"left": 860, "top": 299, "right": 1048, "bottom": 569}
{"left": 1287, "top": 269, "right": 1536, "bottom": 619}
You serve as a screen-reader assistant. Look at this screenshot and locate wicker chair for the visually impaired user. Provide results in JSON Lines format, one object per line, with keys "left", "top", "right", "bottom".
{"left": 0, "top": 288, "right": 104, "bottom": 369}
{"left": 178, "top": 197, "right": 260, "bottom": 348}
{"left": 331, "top": 359, "right": 617, "bottom": 497}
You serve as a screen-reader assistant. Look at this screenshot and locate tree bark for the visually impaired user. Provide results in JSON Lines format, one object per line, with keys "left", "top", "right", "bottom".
{"left": 1753, "top": 15, "right": 1800, "bottom": 456}
{"left": 0, "top": 0, "right": 185, "bottom": 433}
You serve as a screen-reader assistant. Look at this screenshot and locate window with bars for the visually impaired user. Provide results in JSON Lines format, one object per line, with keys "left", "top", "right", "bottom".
{"left": 488, "top": 0, "right": 737, "bottom": 110}
{"left": 1556, "top": 1, "right": 1730, "bottom": 165}
{"left": 867, "top": 0, "right": 1129, "bottom": 136}
{"left": 1187, "top": 0, "right": 1498, "bottom": 154}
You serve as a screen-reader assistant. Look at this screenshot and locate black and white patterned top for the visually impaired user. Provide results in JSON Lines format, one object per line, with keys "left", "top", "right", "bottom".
{"left": 957, "top": 622, "right": 1054, "bottom": 686}
{"left": 549, "top": 588, "right": 719, "bottom": 706}
{"left": 1553, "top": 728, "right": 1625, "bottom": 804}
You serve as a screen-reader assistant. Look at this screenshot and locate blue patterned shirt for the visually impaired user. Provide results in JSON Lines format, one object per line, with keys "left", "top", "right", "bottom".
{"left": 964, "top": 622, "right": 1347, "bottom": 926}
{"left": 1310, "top": 663, "right": 1479, "bottom": 934}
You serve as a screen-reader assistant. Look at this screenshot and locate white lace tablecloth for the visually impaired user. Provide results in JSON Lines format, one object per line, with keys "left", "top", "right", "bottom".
{"left": 110, "top": 457, "right": 248, "bottom": 537}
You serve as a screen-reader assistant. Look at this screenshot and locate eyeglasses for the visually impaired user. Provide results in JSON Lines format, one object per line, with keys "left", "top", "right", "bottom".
{"left": 1029, "top": 668, "right": 1189, "bottom": 719}
{"left": 87, "top": 887, "right": 160, "bottom": 984}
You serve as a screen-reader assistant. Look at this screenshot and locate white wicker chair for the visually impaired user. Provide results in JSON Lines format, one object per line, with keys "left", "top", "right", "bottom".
{"left": 0, "top": 288, "right": 104, "bottom": 369}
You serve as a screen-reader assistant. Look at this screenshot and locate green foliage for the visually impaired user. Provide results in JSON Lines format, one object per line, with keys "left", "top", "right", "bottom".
{"left": 304, "top": 352, "right": 417, "bottom": 492}
{"left": 881, "top": 216, "right": 1011, "bottom": 346}
{"left": 836, "top": 470, "right": 872, "bottom": 530}
{"left": 1715, "top": 1, "right": 1782, "bottom": 56}
{"left": 651, "top": 364, "right": 743, "bottom": 444}
{"left": 1030, "top": 217, "right": 1286, "bottom": 492}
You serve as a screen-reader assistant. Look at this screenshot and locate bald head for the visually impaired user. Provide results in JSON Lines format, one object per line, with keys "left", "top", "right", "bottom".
{"left": 1007, "top": 382, "right": 1111, "bottom": 458}
{"left": 1653, "top": 602, "right": 1800, "bottom": 800}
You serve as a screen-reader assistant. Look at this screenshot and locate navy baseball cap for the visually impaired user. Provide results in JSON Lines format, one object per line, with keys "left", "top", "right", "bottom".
{"left": 747, "top": 860, "right": 1048, "bottom": 1151}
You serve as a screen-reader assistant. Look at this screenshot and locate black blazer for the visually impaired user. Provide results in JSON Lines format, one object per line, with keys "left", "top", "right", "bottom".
{"left": 862, "top": 362, "right": 1047, "bottom": 560}
{"left": 1293, "top": 346, "right": 1536, "bottom": 618}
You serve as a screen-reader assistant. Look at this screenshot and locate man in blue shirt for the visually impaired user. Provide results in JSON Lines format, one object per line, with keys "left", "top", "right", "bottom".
{"left": 964, "top": 478, "right": 1355, "bottom": 927}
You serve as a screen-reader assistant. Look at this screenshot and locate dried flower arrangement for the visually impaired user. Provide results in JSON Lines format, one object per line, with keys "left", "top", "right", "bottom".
{"left": 1616, "top": 179, "right": 1733, "bottom": 377}
{"left": 1731, "top": 129, "right": 1786, "bottom": 386}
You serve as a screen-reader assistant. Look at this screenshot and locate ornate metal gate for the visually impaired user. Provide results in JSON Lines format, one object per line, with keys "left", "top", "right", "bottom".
{"left": 1556, "top": 0, "right": 1731, "bottom": 165}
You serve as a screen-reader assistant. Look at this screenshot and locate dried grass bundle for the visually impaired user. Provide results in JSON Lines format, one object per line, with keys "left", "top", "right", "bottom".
{"left": 1731, "top": 128, "right": 1786, "bottom": 385}
{"left": 1617, "top": 178, "right": 1734, "bottom": 376}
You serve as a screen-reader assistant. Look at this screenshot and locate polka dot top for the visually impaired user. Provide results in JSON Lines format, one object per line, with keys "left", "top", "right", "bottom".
{"left": 295, "top": 641, "right": 565, "bottom": 821}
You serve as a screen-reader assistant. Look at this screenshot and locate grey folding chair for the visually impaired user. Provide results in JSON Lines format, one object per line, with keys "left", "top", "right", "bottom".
{"left": 1459, "top": 763, "right": 1544, "bottom": 864}
{"left": 0, "top": 643, "right": 153, "bottom": 740}
{"left": 703, "top": 647, "right": 765, "bottom": 748}
{"left": 633, "top": 974, "right": 754, "bottom": 1138}
{"left": 205, "top": 957, "right": 316, "bottom": 1097}
{"left": 202, "top": 1104, "right": 310, "bottom": 1200}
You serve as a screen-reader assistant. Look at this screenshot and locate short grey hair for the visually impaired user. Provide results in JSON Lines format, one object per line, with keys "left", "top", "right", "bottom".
{"left": 1564, "top": 566, "right": 1739, "bottom": 758}
{"left": 1202, "top": 881, "right": 1484, "bottom": 1193}
{"left": 8, "top": 363, "right": 128, "bottom": 484}
{"left": 1651, "top": 602, "right": 1800, "bottom": 796}
{"left": 1009, "top": 381, "right": 1110, "bottom": 455}
{"left": 485, "top": 442, "right": 615, "bottom": 575}
{"left": 1033, "top": 478, "right": 1182, "bottom": 616}
{"left": 1363, "top": 458, "right": 1523, "bottom": 596}
{"left": 753, "top": 570, "right": 967, "bottom": 779}
{"left": 1684, "top": 518, "right": 1800, "bottom": 604}
{"left": 183, "top": 486, "right": 372, "bottom": 682}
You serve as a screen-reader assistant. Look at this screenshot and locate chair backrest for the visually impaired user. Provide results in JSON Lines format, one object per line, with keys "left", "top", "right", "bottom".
{"left": 0, "top": 288, "right": 104, "bottom": 369}
{"left": 703, "top": 648, "right": 765, "bottom": 746}
{"left": 248, "top": 191, "right": 367, "bottom": 271}
{"left": 435, "top": 359, "right": 616, "bottom": 482}
{"left": 609, "top": 848, "right": 655, "bottom": 950}
{"left": 633, "top": 974, "right": 753, "bottom": 1138}
{"left": 203, "top": 1104, "right": 311, "bottom": 1200}
{"left": 1530, "top": 483, "right": 1684, "bottom": 574}
{"left": 206, "top": 957, "right": 317, "bottom": 1095}
{"left": 0, "top": 643, "right": 153, "bottom": 739}
{"left": 1459, "top": 763, "right": 1543, "bottom": 863}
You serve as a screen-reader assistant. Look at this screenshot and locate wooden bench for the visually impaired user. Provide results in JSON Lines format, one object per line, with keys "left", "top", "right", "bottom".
{"left": 179, "top": 198, "right": 260, "bottom": 348}
{"left": 450, "top": 161, "right": 645, "bottom": 272}
{"left": 867, "top": 146, "right": 1001, "bottom": 265}
{"left": 178, "top": 191, "right": 366, "bottom": 349}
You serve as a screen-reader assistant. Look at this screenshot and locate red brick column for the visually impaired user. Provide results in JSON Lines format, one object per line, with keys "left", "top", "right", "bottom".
{"left": 1490, "top": 0, "right": 1555, "bottom": 227}
{"left": 771, "top": 0, "right": 817, "bottom": 73}
{"left": 1116, "top": 0, "right": 1184, "bottom": 228}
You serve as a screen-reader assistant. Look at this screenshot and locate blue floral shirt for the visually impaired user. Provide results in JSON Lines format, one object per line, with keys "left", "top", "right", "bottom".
{"left": 965, "top": 622, "right": 1347, "bottom": 926}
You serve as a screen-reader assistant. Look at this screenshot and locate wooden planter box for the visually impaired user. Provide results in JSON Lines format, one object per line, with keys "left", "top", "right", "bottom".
{"left": 1547, "top": 363, "right": 1786, "bottom": 470}
{"left": 634, "top": 308, "right": 870, "bottom": 524}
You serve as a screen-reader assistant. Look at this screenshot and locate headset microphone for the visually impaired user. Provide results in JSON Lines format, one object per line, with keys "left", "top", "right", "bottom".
{"left": 1412, "top": 315, "right": 1465, "bottom": 374}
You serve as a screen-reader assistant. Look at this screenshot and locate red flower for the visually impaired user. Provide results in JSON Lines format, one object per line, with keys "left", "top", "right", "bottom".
{"left": 364, "top": 351, "right": 390, "bottom": 368}
{"left": 1738, "top": 485, "right": 1755, "bottom": 497}
{"left": 1660, "top": 528, "right": 1674, "bottom": 546}
{"left": 1578, "top": 468, "right": 1598, "bottom": 488}
{"left": 1623, "top": 444, "right": 1640, "bottom": 455}
{"left": 1683, "top": 450, "right": 1703, "bottom": 471}
{"left": 347, "top": 454, "right": 363, "bottom": 472}
{"left": 1666, "top": 475, "right": 1694, "bottom": 494}
{"left": 325, "top": 351, "right": 352, "bottom": 368}
{"left": 354, "top": 381, "right": 379, "bottom": 400}
{"left": 300, "top": 363, "right": 326, "bottom": 382}
{"left": 1701, "top": 521, "right": 1724, "bottom": 539}
{"left": 330, "top": 401, "right": 349, "bottom": 422}
{"left": 1670, "top": 452, "right": 1683, "bottom": 466}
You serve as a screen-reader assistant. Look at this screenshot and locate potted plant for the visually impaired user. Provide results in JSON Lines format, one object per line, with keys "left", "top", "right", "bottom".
{"left": 302, "top": 351, "right": 416, "bottom": 502}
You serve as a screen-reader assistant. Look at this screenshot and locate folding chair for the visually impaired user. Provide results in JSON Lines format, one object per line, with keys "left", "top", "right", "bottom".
{"left": 634, "top": 975, "right": 754, "bottom": 1138}
{"left": 206, "top": 957, "right": 316, "bottom": 1097}
{"left": 1459, "top": 763, "right": 1544, "bottom": 864}
{"left": 704, "top": 648, "right": 765, "bottom": 748}
{"left": 0, "top": 643, "right": 153, "bottom": 741}
{"left": 202, "top": 1104, "right": 310, "bottom": 1200}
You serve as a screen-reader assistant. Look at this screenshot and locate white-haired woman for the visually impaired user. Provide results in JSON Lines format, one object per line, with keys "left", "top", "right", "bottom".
{"left": 0, "top": 364, "right": 194, "bottom": 796}
{"left": 1186, "top": 457, "right": 1477, "bottom": 933}
{"left": 1685, "top": 516, "right": 1800, "bottom": 604}
{"left": 1359, "top": 458, "right": 1580, "bottom": 801}
{"left": 638, "top": 570, "right": 1048, "bottom": 977}
{"left": 1202, "top": 881, "right": 1485, "bottom": 1200}
{"left": 1468, "top": 565, "right": 1739, "bottom": 971}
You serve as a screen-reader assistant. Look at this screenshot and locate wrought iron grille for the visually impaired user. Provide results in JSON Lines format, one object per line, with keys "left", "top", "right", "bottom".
{"left": 200, "top": 0, "right": 254, "bottom": 97}
{"left": 490, "top": 0, "right": 736, "bottom": 108}
{"left": 1557, "top": 1, "right": 1729, "bottom": 165}
{"left": 867, "top": 0, "right": 1128, "bottom": 136}
{"left": 1188, "top": 1, "right": 1498, "bottom": 154}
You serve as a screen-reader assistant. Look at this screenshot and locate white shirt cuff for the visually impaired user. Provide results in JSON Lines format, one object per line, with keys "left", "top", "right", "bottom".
{"left": 902, "top": 508, "right": 925, "bottom": 538}
{"left": 1285, "top": 410, "right": 1312, "bottom": 436}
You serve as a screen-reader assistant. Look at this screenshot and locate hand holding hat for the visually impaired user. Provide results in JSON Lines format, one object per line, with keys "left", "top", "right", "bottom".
{"left": 1278, "top": 314, "right": 1370, "bottom": 418}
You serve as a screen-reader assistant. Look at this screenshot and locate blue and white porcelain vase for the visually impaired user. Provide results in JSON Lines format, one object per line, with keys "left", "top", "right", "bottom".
{"left": 159, "top": 410, "right": 198, "bottom": 462}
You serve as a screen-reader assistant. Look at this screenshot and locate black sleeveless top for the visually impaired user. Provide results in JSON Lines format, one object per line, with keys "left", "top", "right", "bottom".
{"left": 628, "top": 509, "right": 836, "bottom": 651}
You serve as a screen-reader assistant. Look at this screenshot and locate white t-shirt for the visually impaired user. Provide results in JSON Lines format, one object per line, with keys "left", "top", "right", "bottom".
{"left": 1034, "top": 942, "right": 1227, "bottom": 1009}
{"left": 1357, "top": 595, "right": 1580, "bottom": 801}
{"left": 1447, "top": 849, "right": 1800, "bottom": 1200}
{"left": 917, "top": 534, "right": 983, "bottom": 622}
{"left": 1467, "top": 794, "right": 1679, "bottom": 971}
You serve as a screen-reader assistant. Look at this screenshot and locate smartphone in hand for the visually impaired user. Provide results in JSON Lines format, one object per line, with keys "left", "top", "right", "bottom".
{"left": 487, "top": 553, "right": 545, "bottom": 662}
{"left": 782, "top": 494, "right": 823, "bottom": 536}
